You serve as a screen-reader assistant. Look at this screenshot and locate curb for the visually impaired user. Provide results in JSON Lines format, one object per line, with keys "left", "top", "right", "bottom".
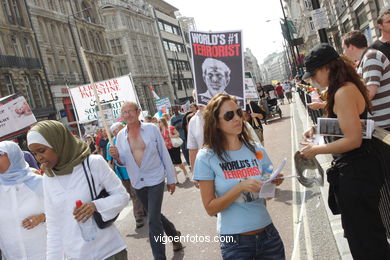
{"left": 293, "top": 93, "right": 352, "bottom": 259}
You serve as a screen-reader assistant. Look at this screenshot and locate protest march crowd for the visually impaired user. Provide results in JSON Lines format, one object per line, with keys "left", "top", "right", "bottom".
{"left": 2, "top": 9, "right": 390, "bottom": 260}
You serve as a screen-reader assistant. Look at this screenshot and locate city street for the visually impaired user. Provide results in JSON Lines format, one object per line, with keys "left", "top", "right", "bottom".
{"left": 114, "top": 95, "right": 345, "bottom": 260}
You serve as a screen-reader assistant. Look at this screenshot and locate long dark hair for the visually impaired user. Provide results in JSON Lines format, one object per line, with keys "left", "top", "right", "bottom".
{"left": 203, "top": 94, "right": 255, "bottom": 162}
{"left": 325, "top": 56, "right": 371, "bottom": 117}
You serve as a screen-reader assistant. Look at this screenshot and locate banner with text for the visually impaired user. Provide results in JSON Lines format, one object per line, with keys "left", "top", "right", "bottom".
{"left": 155, "top": 97, "right": 171, "bottom": 111}
{"left": 0, "top": 93, "right": 36, "bottom": 141}
{"left": 69, "top": 76, "right": 138, "bottom": 123}
{"left": 190, "top": 30, "right": 245, "bottom": 108}
{"left": 244, "top": 72, "right": 258, "bottom": 99}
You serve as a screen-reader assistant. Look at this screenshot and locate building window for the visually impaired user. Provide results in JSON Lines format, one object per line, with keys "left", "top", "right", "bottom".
{"left": 12, "top": 0, "right": 23, "bottom": 25}
{"left": 342, "top": 19, "right": 351, "bottom": 34}
{"left": 51, "top": 24, "right": 60, "bottom": 45}
{"left": 304, "top": 0, "right": 312, "bottom": 10}
{"left": 169, "top": 42, "right": 178, "bottom": 52}
{"left": 33, "top": 75, "right": 47, "bottom": 107}
{"left": 116, "top": 60, "right": 128, "bottom": 76}
{"left": 158, "top": 21, "right": 164, "bottom": 30}
{"left": 22, "top": 74, "right": 35, "bottom": 108}
{"left": 24, "top": 38, "right": 33, "bottom": 57}
{"left": 3, "top": 0, "right": 14, "bottom": 24}
{"left": 355, "top": 4, "right": 368, "bottom": 28}
{"left": 10, "top": 35, "right": 20, "bottom": 56}
{"left": 110, "top": 38, "right": 123, "bottom": 55}
{"left": 3, "top": 74, "right": 15, "bottom": 96}
{"left": 163, "top": 40, "right": 169, "bottom": 51}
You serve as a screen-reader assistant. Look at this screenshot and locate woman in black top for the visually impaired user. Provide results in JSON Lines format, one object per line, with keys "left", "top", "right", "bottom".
{"left": 300, "top": 43, "right": 390, "bottom": 259}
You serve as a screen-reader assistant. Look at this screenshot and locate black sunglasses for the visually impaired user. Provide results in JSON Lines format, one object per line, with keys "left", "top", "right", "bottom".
{"left": 223, "top": 108, "right": 243, "bottom": 121}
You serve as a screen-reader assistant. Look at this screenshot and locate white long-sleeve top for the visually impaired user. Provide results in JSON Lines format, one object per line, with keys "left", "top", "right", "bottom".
{"left": 0, "top": 183, "right": 46, "bottom": 260}
{"left": 43, "top": 155, "right": 129, "bottom": 260}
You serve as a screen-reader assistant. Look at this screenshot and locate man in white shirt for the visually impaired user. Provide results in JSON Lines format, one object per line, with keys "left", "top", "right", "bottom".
{"left": 109, "top": 102, "right": 183, "bottom": 259}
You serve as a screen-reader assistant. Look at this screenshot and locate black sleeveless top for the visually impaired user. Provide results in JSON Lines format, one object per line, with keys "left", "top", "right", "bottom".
{"left": 326, "top": 108, "right": 370, "bottom": 159}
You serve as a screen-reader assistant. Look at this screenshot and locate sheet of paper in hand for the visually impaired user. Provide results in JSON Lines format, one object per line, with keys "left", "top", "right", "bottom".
{"left": 259, "top": 158, "right": 287, "bottom": 198}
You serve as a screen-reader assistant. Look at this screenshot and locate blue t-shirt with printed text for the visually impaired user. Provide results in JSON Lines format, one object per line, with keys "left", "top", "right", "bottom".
{"left": 193, "top": 143, "right": 273, "bottom": 235}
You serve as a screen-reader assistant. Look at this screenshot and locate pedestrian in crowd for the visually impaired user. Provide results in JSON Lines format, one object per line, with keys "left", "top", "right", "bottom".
{"left": 193, "top": 93, "right": 285, "bottom": 259}
{"left": 145, "top": 115, "right": 152, "bottom": 123}
{"left": 171, "top": 106, "right": 190, "bottom": 165}
{"left": 283, "top": 81, "right": 293, "bottom": 103}
{"left": 0, "top": 141, "right": 46, "bottom": 260}
{"left": 275, "top": 82, "right": 285, "bottom": 105}
{"left": 182, "top": 103, "right": 198, "bottom": 138}
{"left": 27, "top": 120, "right": 129, "bottom": 260}
{"left": 163, "top": 113, "right": 171, "bottom": 123}
{"left": 159, "top": 117, "right": 189, "bottom": 183}
{"left": 85, "top": 134, "right": 98, "bottom": 154}
{"left": 151, "top": 116, "right": 158, "bottom": 124}
{"left": 245, "top": 100, "right": 266, "bottom": 145}
{"left": 300, "top": 43, "right": 390, "bottom": 259}
{"left": 23, "top": 150, "right": 39, "bottom": 169}
{"left": 106, "top": 122, "right": 145, "bottom": 229}
{"left": 342, "top": 30, "right": 390, "bottom": 130}
{"left": 95, "top": 128, "right": 103, "bottom": 155}
{"left": 109, "top": 102, "right": 183, "bottom": 259}
{"left": 99, "top": 130, "right": 109, "bottom": 161}
{"left": 372, "top": 9, "right": 390, "bottom": 60}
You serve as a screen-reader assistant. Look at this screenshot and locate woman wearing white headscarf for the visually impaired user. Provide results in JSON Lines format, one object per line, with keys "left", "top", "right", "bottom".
{"left": 0, "top": 141, "right": 46, "bottom": 260}
{"left": 27, "top": 120, "right": 129, "bottom": 260}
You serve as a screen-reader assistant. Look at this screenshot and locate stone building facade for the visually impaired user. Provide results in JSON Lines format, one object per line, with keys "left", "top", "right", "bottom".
{"left": 285, "top": 0, "right": 389, "bottom": 56}
{"left": 99, "top": 0, "right": 174, "bottom": 114}
{"left": 26, "top": 0, "right": 115, "bottom": 125}
{"left": 146, "top": 0, "right": 194, "bottom": 104}
{"left": 0, "top": 0, "right": 55, "bottom": 122}
{"left": 244, "top": 48, "right": 263, "bottom": 84}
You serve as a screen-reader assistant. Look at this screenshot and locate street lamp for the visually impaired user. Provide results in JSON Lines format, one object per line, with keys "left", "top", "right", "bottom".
{"left": 67, "top": 7, "right": 92, "bottom": 84}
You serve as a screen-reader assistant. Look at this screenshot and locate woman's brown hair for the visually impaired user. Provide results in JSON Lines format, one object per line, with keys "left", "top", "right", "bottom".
{"left": 203, "top": 94, "right": 255, "bottom": 162}
{"left": 324, "top": 55, "right": 371, "bottom": 117}
{"left": 159, "top": 117, "right": 168, "bottom": 128}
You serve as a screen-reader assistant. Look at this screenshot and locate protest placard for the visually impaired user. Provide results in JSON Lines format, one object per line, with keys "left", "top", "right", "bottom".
{"left": 0, "top": 93, "right": 36, "bottom": 141}
{"left": 68, "top": 75, "right": 138, "bottom": 123}
{"left": 190, "top": 30, "right": 245, "bottom": 108}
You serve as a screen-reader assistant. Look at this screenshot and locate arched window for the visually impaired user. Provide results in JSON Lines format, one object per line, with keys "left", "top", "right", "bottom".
{"left": 95, "top": 34, "right": 102, "bottom": 52}
{"left": 62, "top": 26, "right": 70, "bottom": 45}
{"left": 33, "top": 74, "right": 47, "bottom": 107}
{"left": 3, "top": 0, "right": 14, "bottom": 23}
{"left": 22, "top": 74, "right": 35, "bottom": 108}
{"left": 81, "top": 1, "right": 95, "bottom": 23}
{"left": 104, "top": 63, "right": 111, "bottom": 78}
{"left": 2, "top": 74, "right": 15, "bottom": 96}
{"left": 89, "top": 61, "right": 97, "bottom": 81}
{"left": 51, "top": 24, "right": 60, "bottom": 45}
{"left": 11, "top": 0, "right": 23, "bottom": 25}
{"left": 96, "top": 61, "right": 103, "bottom": 80}
{"left": 24, "top": 37, "right": 33, "bottom": 57}
{"left": 80, "top": 29, "right": 90, "bottom": 50}
{"left": 89, "top": 31, "right": 96, "bottom": 51}
{"left": 39, "top": 20, "right": 47, "bottom": 42}
{"left": 10, "top": 35, "right": 20, "bottom": 56}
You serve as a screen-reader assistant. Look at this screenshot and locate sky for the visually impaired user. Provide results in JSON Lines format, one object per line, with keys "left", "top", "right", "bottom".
{"left": 166, "top": 0, "right": 286, "bottom": 63}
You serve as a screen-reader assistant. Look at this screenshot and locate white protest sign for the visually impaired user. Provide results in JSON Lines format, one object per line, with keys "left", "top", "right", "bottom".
{"left": 155, "top": 97, "right": 171, "bottom": 111}
{"left": 244, "top": 74, "right": 258, "bottom": 99}
{"left": 0, "top": 94, "right": 36, "bottom": 140}
{"left": 69, "top": 76, "right": 138, "bottom": 123}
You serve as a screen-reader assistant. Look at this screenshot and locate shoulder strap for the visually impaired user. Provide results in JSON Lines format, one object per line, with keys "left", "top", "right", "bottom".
{"left": 86, "top": 156, "right": 98, "bottom": 199}
{"left": 82, "top": 158, "right": 95, "bottom": 200}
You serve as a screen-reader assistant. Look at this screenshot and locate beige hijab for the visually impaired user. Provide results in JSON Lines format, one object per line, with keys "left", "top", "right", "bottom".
{"left": 29, "top": 120, "right": 90, "bottom": 177}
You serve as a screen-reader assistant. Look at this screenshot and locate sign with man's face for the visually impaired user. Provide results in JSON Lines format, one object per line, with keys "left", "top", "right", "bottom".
{"left": 190, "top": 30, "right": 244, "bottom": 108}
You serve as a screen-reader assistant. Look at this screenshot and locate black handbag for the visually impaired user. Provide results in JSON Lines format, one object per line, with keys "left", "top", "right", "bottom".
{"left": 81, "top": 156, "right": 119, "bottom": 229}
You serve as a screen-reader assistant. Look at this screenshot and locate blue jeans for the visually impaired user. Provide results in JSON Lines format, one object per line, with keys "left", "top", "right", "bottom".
{"left": 220, "top": 224, "right": 285, "bottom": 260}
{"left": 135, "top": 182, "right": 178, "bottom": 260}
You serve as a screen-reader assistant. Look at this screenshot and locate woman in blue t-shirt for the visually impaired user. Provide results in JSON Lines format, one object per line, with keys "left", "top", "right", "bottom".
{"left": 193, "top": 93, "right": 285, "bottom": 260}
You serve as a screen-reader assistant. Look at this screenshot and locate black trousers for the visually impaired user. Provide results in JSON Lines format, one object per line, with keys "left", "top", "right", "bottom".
{"left": 332, "top": 150, "right": 390, "bottom": 259}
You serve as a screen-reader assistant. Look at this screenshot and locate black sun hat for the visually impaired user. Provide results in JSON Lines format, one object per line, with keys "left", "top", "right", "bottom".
{"left": 302, "top": 43, "right": 340, "bottom": 80}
